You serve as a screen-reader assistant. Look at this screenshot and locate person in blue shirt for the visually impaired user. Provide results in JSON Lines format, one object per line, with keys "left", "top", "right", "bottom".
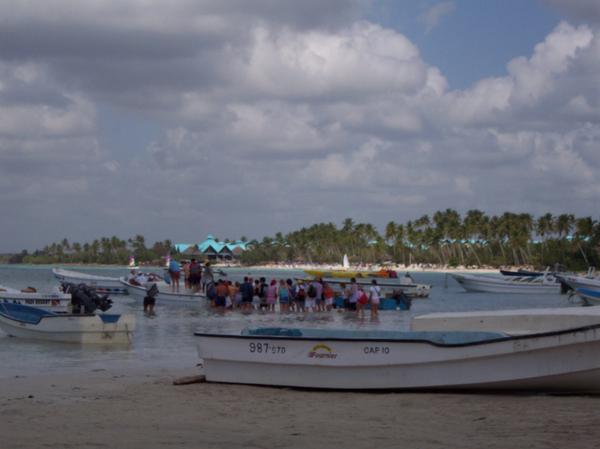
{"left": 168, "top": 259, "right": 181, "bottom": 293}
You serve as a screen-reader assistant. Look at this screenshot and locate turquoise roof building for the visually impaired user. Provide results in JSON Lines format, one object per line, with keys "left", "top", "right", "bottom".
{"left": 174, "top": 235, "right": 249, "bottom": 260}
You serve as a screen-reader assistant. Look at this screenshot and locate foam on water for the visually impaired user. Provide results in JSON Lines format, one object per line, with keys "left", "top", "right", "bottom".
{"left": 0, "top": 265, "right": 574, "bottom": 378}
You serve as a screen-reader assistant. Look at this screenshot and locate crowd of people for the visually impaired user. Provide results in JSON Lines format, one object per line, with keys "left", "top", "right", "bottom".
{"left": 203, "top": 276, "right": 383, "bottom": 318}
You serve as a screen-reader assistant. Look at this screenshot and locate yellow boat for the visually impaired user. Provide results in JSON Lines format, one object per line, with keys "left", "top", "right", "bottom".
{"left": 304, "top": 269, "right": 397, "bottom": 279}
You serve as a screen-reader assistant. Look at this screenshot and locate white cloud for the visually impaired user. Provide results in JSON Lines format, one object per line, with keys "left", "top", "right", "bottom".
{"left": 419, "top": 2, "right": 456, "bottom": 33}
{"left": 0, "top": 2, "right": 599, "bottom": 250}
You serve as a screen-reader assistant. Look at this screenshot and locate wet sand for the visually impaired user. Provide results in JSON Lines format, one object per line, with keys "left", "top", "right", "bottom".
{"left": 2, "top": 367, "right": 600, "bottom": 449}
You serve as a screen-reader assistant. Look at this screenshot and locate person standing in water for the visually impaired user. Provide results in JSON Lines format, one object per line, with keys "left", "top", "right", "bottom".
{"left": 168, "top": 259, "right": 181, "bottom": 293}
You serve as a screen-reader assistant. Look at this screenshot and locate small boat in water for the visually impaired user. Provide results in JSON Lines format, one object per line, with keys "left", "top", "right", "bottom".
{"left": 451, "top": 273, "right": 560, "bottom": 294}
{"left": 0, "top": 284, "right": 71, "bottom": 311}
{"left": 52, "top": 268, "right": 129, "bottom": 295}
{"left": 574, "top": 288, "right": 600, "bottom": 305}
{"left": 119, "top": 278, "right": 207, "bottom": 304}
{"left": 297, "top": 275, "right": 431, "bottom": 298}
{"left": 195, "top": 325, "right": 600, "bottom": 391}
{"left": 555, "top": 271, "right": 600, "bottom": 292}
{"left": 0, "top": 302, "right": 135, "bottom": 344}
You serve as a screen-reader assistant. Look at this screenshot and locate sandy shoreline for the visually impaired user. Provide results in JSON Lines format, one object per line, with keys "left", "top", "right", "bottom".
{"left": 2, "top": 367, "right": 600, "bottom": 449}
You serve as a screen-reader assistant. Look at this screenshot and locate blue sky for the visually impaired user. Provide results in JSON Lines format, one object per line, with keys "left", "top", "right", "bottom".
{"left": 370, "top": 1, "right": 562, "bottom": 88}
{"left": 0, "top": 0, "right": 598, "bottom": 251}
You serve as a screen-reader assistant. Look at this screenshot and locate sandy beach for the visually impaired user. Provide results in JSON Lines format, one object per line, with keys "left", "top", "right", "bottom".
{"left": 2, "top": 366, "right": 600, "bottom": 449}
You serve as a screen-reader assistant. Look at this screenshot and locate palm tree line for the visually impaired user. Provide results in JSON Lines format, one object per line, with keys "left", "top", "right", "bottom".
{"left": 5, "top": 210, "right": 598, "bottom": 270}
{"left": 240, "top": 210, "right": 600, "bottom": 270}
{"left": 6, "top": 235, "right": 173, "bottom": 265}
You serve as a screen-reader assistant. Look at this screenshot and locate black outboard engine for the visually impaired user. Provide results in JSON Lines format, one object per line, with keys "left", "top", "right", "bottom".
{"left": 61, "top": 282, "right": 113, "bottom": 314}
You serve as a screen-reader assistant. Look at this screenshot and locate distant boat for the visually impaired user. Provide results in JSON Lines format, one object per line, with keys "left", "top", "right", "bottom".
{"left": 297, "top": 275, "right": 431, "bottom": 298}
{"left": 500, "top": 269, "right": 544, "bottom": 277}
{"left": 128, "top": 256, "right": 139, "bottom": 270}
{"left": 451, "top": 273, "right": 560, "bottom": 294}
{"left": 195, "top": 325, "right": 600, "bottom": 391}
{"left": 0, "top": 284, "right": 71, "bottom": 311}
{"left": 342, "top": 254, "right": 350, "bottom": 269}
{"left": 0, "top": 302, "right": 135, "bottom": 344}
{"left": 52, "top": 268, "right": 129, "bottom": 295}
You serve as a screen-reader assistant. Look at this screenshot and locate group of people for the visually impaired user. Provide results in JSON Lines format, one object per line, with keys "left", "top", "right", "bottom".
{"left": 167, "top": 258, "right": 214, "bottom": 293}
{"left": 205, "top": 277, "right": 382, "bottom": 318}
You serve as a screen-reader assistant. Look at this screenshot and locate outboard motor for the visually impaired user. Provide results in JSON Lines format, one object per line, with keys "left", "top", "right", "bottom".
{"left": 62, "top": 282, "right": 113, "bottom": 313}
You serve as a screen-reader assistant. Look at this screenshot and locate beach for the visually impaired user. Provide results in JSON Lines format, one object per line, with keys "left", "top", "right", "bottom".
{"left": 2, "top": 366, "right": 600, "bottom": 449}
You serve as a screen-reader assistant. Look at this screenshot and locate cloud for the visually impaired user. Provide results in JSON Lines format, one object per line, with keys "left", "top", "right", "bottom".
{"left": 0, "top": 2, "right": 599, "bottom": 251}
{"left": 419, "top": 2, "right": 456, "bottom": 33}
{"left": 542, "top": 0, "right": 600, "bottom": 24}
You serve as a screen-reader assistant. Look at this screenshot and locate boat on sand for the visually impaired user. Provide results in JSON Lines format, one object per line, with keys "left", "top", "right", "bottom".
{"left": 195, "top": 325, "right": 600, "bottom": 391}
{"left": 0, "top": 302, "right": 135, "bottom": 344}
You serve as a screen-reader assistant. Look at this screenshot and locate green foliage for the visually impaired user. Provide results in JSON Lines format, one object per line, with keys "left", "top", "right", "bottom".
{"left": 14, "top": 236, "right": 174, "bottom": 266}
{"left": 241, "top": 211, "right": 600, "bottom": 270}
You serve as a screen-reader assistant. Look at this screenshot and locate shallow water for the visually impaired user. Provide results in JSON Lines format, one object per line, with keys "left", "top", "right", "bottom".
{"left": 0, "top": 265, "right": 576, "bottom": 378}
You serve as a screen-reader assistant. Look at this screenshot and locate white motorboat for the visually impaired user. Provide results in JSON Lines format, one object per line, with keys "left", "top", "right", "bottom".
{"left": 119, "top": 278, "right": 207, "bottom": 304}
{"left": 0, "top": 302, "right": 135, "bottom": 344}
{"left": 298, "top": 277, "right": 431, "bottom": 298}
{"left": 451, "top": 273, "right": 560, "bottom": 294}
{"left": 52, "top": 268, "right": 129, "bottom": 295}
{"left": 195, "top": 325, "right": 600, "bottom": 391}
{"left": 411, "top": 306, "right": 600, "bottom": 334}
{"left": 0, "top": 284, "right": 71, "bottom": 311}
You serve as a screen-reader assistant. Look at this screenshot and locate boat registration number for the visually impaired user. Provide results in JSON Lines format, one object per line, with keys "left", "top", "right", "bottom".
{"left": 363, "top": 346, "right": 390, "bottom": 354}
{"left": 248, "top": 342, "right": 287, "bottom": 354}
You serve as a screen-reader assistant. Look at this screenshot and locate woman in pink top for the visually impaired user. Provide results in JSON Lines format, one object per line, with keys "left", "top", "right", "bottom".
{"left": 266, "top": 279, "right": 278, "bottom": 312}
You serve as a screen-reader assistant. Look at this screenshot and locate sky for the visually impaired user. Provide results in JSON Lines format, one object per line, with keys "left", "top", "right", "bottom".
{"left": 0, "top": 0, "right": 599, "bottom": 252}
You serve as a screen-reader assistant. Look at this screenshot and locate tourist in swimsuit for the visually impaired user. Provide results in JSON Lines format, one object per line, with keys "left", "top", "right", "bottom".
{"left": 278, "top": 279, "right": 290, "bottom": 314}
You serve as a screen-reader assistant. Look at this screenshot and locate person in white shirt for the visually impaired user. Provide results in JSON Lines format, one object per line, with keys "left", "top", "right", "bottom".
{"left": 369, "top": 279, "right": 381, "bottom": 318}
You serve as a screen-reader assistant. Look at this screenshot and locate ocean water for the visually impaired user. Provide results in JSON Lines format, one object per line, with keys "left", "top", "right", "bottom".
{"left": 0, "top": 265, "right": 575, "bottom": 379}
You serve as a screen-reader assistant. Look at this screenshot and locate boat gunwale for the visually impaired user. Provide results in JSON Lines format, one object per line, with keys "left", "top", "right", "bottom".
{"left": 193, "top": 323, "right": 600, "bottom": 348}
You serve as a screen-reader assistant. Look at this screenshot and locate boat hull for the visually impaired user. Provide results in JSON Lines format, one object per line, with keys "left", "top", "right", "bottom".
{"left": 576, "top": 288, "right": 600, "bottom": 305}
{"left": 451, "top": 274, "right": 560, "bottom": 294}
{"left": 299, "top": 277, "right": 431, "bottom": 298}
{"left": 53, "top": 268, "right": 128, "bottom": 295}
{"left": 120, "top": 278, "right": 207, "bottom": 304}
{"left": 196, "top": 326, "right": 600, "bottom": 391}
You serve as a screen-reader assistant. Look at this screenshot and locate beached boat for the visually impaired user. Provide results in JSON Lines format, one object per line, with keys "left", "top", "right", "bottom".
{"left": 119, "top": 278, "right": 207, "bottom": 304}
{"left": 499, "top": 269, "right": 545, "bottom": 277}
{"left": 52, "top": 268, "right": 129, "bottom": 295}
{"left": 411, "top": 306, "right": 600, "bottom": 334}
{"left": 451, "top": 273, "right": 560, "bottom": 294}
{"left": 0, "top": 284, "right": 71, "bottom": 311}
{"left": 0, "top": 302, "right": 135, "bottom": 344}
{"left": 195, "top": 325, "right": 600, "bottom": 391}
